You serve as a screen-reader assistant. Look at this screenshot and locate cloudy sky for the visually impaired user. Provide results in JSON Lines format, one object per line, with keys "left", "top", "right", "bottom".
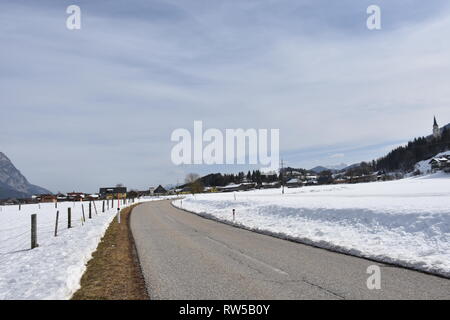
{"left": 2, "top": 0, "right": 450, "bottom": 193}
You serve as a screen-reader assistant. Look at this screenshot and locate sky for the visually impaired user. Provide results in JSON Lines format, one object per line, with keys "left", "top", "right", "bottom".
{"left": 1, "top": 0, "right": 450, "bottom": 193}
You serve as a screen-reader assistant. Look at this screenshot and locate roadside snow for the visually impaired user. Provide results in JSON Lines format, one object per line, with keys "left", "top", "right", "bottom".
{"left": 0, "top": 196, "right": 175, "bottom": 300}
{"left": 174, "top": 175, "right": 450, "bottom": 277}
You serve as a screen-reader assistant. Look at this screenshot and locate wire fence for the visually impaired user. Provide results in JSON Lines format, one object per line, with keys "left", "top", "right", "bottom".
{"left": 0, "top": 198, "right": 141, "bottom": 259}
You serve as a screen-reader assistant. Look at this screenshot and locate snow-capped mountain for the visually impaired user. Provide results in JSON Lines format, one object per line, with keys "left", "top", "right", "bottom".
{"left": 326, "top": 163, "right": 348, "bottom": 170}
{"left": 309, "top": 163, "right": 348, "bottom": 173}
{"left": 0, "top": 152, "right": 51, "bottom": 199}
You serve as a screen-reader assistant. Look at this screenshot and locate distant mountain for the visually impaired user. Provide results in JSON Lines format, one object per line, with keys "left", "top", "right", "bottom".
{"left": 0, "top": 152, "right": 51, "bottom": 200}
{"left": 327, "top": 163, "right": 348, "bottom": 170}
{"left": 309, "top": 162, "right": 349, "bottom": 173}
{"left": 309, "top": 166, "right": 330, "bottom": 173}
{"left": 342, "top": 163, "right": 360, "bottom": 171}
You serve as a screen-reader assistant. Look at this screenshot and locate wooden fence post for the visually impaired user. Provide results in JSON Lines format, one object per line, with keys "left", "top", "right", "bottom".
{"left": 81, "top": 204, "right": 86, "bottom": 222}
{"left": 68, "top": 207, "right": 72, "bottom": 229}
{"left": 117, "top": 208, "right": 121, "bottom": 224}
{"left": 89, "top": 202, "right": 92, "bottom": 219}
{"left": 102, "top": 200, "right": 105, "bottom": 213}
{"left": 31, "top": 214, "right": 38, "bottom": 249}
{"left": 54, "top": 210, "right": 59, "bottom": 237}
{"left": 93, "top": 201, "right": 98, "bottom": 215}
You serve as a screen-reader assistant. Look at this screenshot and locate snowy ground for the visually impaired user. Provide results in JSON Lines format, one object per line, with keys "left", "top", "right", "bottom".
{"left": 0, "top": 196, "right": 175, "bottom": 300}
{"left": 173, "top": 174, "right": 450, "bottom": 277}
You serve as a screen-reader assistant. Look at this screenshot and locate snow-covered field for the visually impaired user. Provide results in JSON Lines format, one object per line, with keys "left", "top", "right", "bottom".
{"left": 0, "top": 196, "right": 174, "bottom": 300}
{"left": 174, "top": 174, "right": 450, "bottom": 277}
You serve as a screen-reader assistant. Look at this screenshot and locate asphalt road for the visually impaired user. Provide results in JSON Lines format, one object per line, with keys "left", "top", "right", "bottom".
{"left": 130, "top": 200, "right": 450, "bottom": 300}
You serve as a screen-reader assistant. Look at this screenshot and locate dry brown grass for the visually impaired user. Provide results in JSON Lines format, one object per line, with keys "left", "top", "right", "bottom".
{"left": 71, "top": 204, "right": 149, "bottom": 300}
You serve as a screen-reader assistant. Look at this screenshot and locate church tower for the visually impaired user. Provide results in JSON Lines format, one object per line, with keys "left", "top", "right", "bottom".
{"left": 433, "top": 116, "right": 440, "bottom": 138}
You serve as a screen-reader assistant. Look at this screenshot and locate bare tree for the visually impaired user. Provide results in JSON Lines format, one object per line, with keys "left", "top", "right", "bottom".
{"left": 185, "top": 173, "right": 204, "bottom": 194}
{"left": 185, "top": 173, "right": 199, "bottom": 184}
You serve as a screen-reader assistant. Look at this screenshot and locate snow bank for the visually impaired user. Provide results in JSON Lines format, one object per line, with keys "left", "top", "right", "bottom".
{"left": 174, "top": 176, "right": 450, "bottom": 277}
{"left": 0, "top": 196, "right": 175, "bottom": 300}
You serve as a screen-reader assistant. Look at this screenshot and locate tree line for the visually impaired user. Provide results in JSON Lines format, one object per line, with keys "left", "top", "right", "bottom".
{"left": 185, "top": 170, "right": 281, "bottom": 188}
{"left": 374, "top": 127, "right": 450, "bottom": 173}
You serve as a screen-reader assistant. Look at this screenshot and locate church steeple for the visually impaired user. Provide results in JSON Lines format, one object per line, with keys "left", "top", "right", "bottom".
{"left": 433, "top": 116, "right": 440, "bottom": 138}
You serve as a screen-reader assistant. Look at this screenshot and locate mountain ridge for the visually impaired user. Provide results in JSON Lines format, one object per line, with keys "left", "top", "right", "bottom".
{"left": 0, "top": 152, "right": 51, "bottom": 200}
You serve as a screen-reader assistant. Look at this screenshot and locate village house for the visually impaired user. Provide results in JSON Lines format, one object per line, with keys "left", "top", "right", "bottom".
{"left": 153, "top": 185, "right": 167, "bottom": 195}
{"left": 290, "top": 170, "right": 304, "bottom": 178}
{"left": 260, "top": 181, "right": 281, "bottom": 189}
{"left": 304, "top": 174, "right": 318, "bottom": 185}
{"left": 99, "top": 187, "right": 127, "bottom": 200}
{"left": 347, "top": 174, "right": 377, "bottom": 184}
{"left": 38, "top": 194, "right": 57, "bottom": 203}
{"left": 67, "top": 192, "right": 85, "bottom": 201}
{"left": 85, "top": 194, "right": 100, "bottom": 201}
{"left": 285, "top": 178, "right": 303, "bottom": 188}
{"left": 56, "top": 193, "right": 67, "bottom": 201}
{"left": 0, "top": 198, "right": 21, "bottom": 205}
{"left": 217, "top": 183, "right": 256, "bottom": 193}
{"left": 333, "top": 178, "right": 348, "bottom": 184}
{"left": 429, "top": 155, "right": 450, "bottom": 172}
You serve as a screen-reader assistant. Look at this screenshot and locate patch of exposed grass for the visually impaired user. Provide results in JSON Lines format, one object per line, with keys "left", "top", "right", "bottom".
{"left": 72, "top": 204, "right": 149, "bottom": 300}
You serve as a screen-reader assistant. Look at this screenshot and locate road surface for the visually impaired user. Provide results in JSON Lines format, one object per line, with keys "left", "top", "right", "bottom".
{"left": 130, "top": 200, "right": 450, "bottom": 300}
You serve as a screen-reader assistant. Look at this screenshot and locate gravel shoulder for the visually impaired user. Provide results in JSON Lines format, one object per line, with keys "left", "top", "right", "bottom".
{"left": 72, "top": 204, "right": 149, "bottom": 300}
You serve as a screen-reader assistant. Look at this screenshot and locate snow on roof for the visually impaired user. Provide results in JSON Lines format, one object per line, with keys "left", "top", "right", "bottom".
{"left": 221, "top": 184, "right": 241, "bottom": 189}
{"left": 220, "top": 183, "right": 255, "bottom": 189}
{"left": 262, "top": 182, "right": 279, "bottom": 186}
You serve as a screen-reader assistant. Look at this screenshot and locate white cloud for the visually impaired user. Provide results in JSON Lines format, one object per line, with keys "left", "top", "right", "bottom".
{"left": 1, "top": 0, "right": 450, "bottom": 191}
{"left": 330, "top": 153, "right": 345, "bottom": 159}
